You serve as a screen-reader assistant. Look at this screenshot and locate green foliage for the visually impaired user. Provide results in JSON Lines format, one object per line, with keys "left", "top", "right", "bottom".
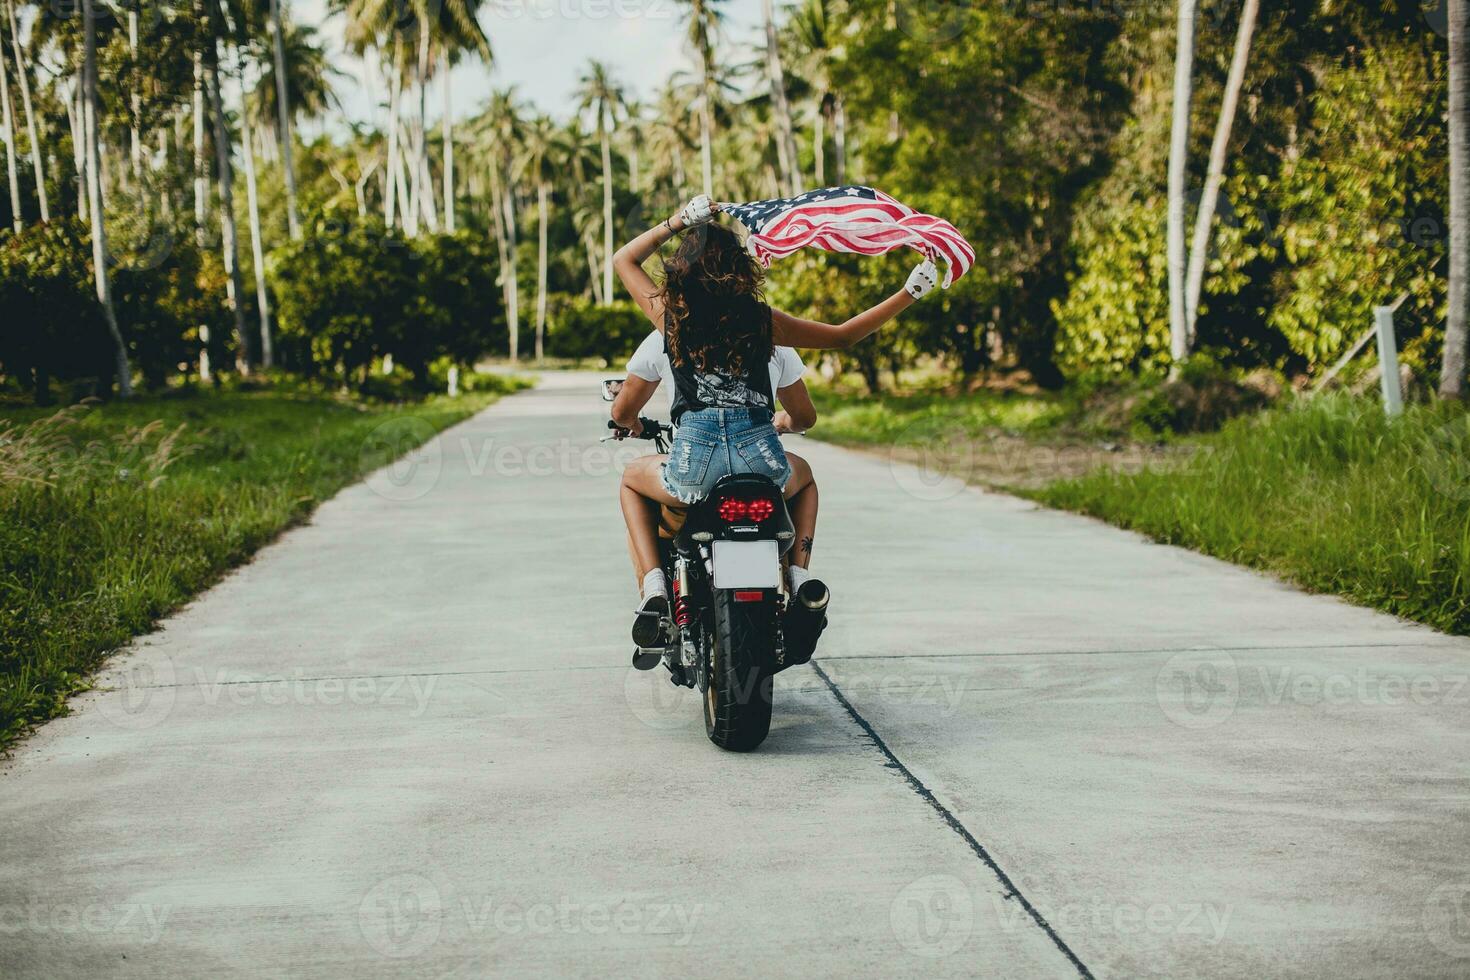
{"left": 0, "top": 387, "right": 513, "bottom": 747}
{"left": 1268, "top": 38, "right": 1448, "bottom": 374}
{"left": 1053, "top": 192, "right": 1172, "bottom": 377}
{"left": 1031, "top": 394, "right": 1470, "bottom": 635}
{"left": 543, "top": 297, "right": 651, "bottom": 362}
{"left": 0, "top": 222, "right": 108, "bottom": 402}
{"left": 834, "top": 0, "right": 1128, "bottom": 386}
{"left": 268, "top": 217, "right": 505, "bottom": 388}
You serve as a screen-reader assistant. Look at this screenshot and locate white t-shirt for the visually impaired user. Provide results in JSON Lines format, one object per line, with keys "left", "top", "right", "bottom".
{"left": 626, "top": 331, "right": 805, "bottom": 411}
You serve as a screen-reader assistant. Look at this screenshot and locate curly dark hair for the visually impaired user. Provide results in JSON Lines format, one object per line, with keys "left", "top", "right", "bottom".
{"left": 657, "top": 223, "right": 773, "bottom": 376}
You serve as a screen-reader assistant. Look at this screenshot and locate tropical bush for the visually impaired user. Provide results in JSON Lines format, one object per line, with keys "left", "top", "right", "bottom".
{"left": 268, "top": 218, "right": 505, "bottom": 390}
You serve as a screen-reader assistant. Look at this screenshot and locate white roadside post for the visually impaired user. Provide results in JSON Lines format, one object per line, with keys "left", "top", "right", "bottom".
{"left": 1373, "top": 305, "right": 1404, "bottom": 417}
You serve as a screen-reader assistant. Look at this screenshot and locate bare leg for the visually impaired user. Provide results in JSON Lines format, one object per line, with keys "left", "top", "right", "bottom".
{"left": 783, "top": 452, "right": 818, "bottom": 571}
{"left": 619, "top": 454, "right": 681, "bottom": 581}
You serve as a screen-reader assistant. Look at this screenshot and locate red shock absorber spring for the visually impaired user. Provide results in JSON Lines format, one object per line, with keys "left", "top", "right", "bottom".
{"left": 673, "top": 584, "right": 692, "bottom": 628}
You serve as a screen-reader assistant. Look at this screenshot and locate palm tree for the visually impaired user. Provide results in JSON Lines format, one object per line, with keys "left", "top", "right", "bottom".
{"left": 253, "top": 19, "right": 339, "bottom": 154}
{"left": 234, "top": 44, "right": 274, "bottom": 367}
{"left": 5, "top": 0, "right": 47, "bottom": 220}
{"left": 649, "top": 81, "right": 693, "bottom": 194}
{"left": 336, "top": 0, "right": 408, "bottom": 228}
{"left": 1444, "top": 0, "right": 1469, "bottom": 399}
{"left": 1184, "top": 0, "right": 1259, "bottom": 345}
{"left": 517, "top": 115, "right": 560, "bottom": 360}
{"left": 1167, "top": 0, "right": 1198, "bottom": 366}
{"left": 677, "top": 0, "right": 724, "bottom": 196}
{"left": 430, "top": 0, "right": 491, "bottom": 234}
{"left": 480, "top": 88, "right": 525, "bottom": 358}
{"left": 266, "top": 0, "right": 301, "bottom": 238}
{"left": 786, "top": 0, "right": 843, "bottom": 184}
{"left": 203, "top": 2, "right": 252, "bottom": 369}
{"left": 82, "top": 0, "right": 131, "bottom": 395}
{"left": 0, "top": 22, "right": 20, "bottom": 230}
{"left": 576, "top": 61, "right": 625, "bottom": 307}
{"left": 761, "top": 0, "right": 800, "bottom": 194}
{"left": 559, "top": 119, "right": 605, "bottom": 301}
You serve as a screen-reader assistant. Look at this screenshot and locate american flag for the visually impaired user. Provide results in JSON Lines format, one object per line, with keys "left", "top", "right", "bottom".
{"left": 722, "top": 186, "right": 975, "bottom": 288}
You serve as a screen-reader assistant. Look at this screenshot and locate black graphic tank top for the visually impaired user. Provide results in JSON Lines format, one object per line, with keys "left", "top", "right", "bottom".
{"left": 665, "top": 320, "right": 775, "bottom": 424}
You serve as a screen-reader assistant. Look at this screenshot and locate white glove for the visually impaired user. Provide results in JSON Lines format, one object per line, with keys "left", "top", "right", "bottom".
{"left": 904, "top": 259, "right": 939, "bottom": 299}
{"left": 678, "top": 195, "right": 716, "bottom": 227}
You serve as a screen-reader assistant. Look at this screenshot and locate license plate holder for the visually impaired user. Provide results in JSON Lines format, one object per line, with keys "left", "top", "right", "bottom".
{"left": 711, "top": 540, "right": 780, "bottom": 589}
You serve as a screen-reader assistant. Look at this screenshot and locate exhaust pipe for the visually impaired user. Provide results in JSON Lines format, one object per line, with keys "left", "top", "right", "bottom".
{"left": 779, "top": 579, "right": 829, "bottom": 671}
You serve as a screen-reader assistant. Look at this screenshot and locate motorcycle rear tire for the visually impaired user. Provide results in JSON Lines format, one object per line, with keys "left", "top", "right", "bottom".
{"left": 703, "top": 589, "right": 774, "bottom": 752}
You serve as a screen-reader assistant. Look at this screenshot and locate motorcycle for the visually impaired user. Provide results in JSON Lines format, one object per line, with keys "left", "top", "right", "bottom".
{"left": 602, "top": 381, "right": 829, "bottom": 752}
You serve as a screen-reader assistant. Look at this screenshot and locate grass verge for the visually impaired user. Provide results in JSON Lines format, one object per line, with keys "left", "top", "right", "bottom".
{"left": 0, "top": 379, "right": 528, "bottom": 748}
{"left": 1027, "top": 395, "right": 1470, "bottom": 635}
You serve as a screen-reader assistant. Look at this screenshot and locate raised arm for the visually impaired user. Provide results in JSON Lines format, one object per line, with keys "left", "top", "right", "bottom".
{"left": 771, "top": 260, "right": 939, "bottom": 350}
{"left": 612, "top": 195, "right": 718, "bottom": 330}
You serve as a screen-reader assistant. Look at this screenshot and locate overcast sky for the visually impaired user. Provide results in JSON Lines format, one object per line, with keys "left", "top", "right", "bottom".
{"left": 294, "top": 0, "right": 764, "bottom": 131}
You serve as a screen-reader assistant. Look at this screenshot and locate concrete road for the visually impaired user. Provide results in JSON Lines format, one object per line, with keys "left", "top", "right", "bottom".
{"left": 3, "top": 372, "right": 1468, "bottom": 979}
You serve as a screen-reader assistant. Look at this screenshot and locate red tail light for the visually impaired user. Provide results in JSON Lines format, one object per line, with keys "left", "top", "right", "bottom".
{"left": 716, "top": 496, "right": 777, "bottom": 523}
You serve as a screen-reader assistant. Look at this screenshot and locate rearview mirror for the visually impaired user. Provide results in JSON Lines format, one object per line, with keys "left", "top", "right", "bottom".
{"left": 601, "top": 379, "right": 624, "bottom": 402}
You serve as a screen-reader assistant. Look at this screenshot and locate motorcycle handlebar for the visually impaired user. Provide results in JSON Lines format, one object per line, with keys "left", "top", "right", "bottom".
{"left": 606, "top": 417, "right": 667, "bottom": 440}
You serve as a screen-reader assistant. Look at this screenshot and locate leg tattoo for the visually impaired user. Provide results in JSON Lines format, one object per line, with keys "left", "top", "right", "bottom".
{"left": 800, "top": 536, "right": 814, "bottom": 556}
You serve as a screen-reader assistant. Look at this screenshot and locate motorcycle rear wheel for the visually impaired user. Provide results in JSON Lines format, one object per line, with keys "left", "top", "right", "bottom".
{"left": 703, "top": 589, "right": 774, "bottom": 751}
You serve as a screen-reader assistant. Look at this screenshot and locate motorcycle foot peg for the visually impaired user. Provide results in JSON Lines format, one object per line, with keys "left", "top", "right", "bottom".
{"left": 631, "top": 646, "right": 662, "bottom": 671}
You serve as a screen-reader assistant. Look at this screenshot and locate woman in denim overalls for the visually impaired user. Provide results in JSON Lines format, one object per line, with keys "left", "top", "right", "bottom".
{"left": 611, "top": 195, "right": 940, "bottom": 640}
